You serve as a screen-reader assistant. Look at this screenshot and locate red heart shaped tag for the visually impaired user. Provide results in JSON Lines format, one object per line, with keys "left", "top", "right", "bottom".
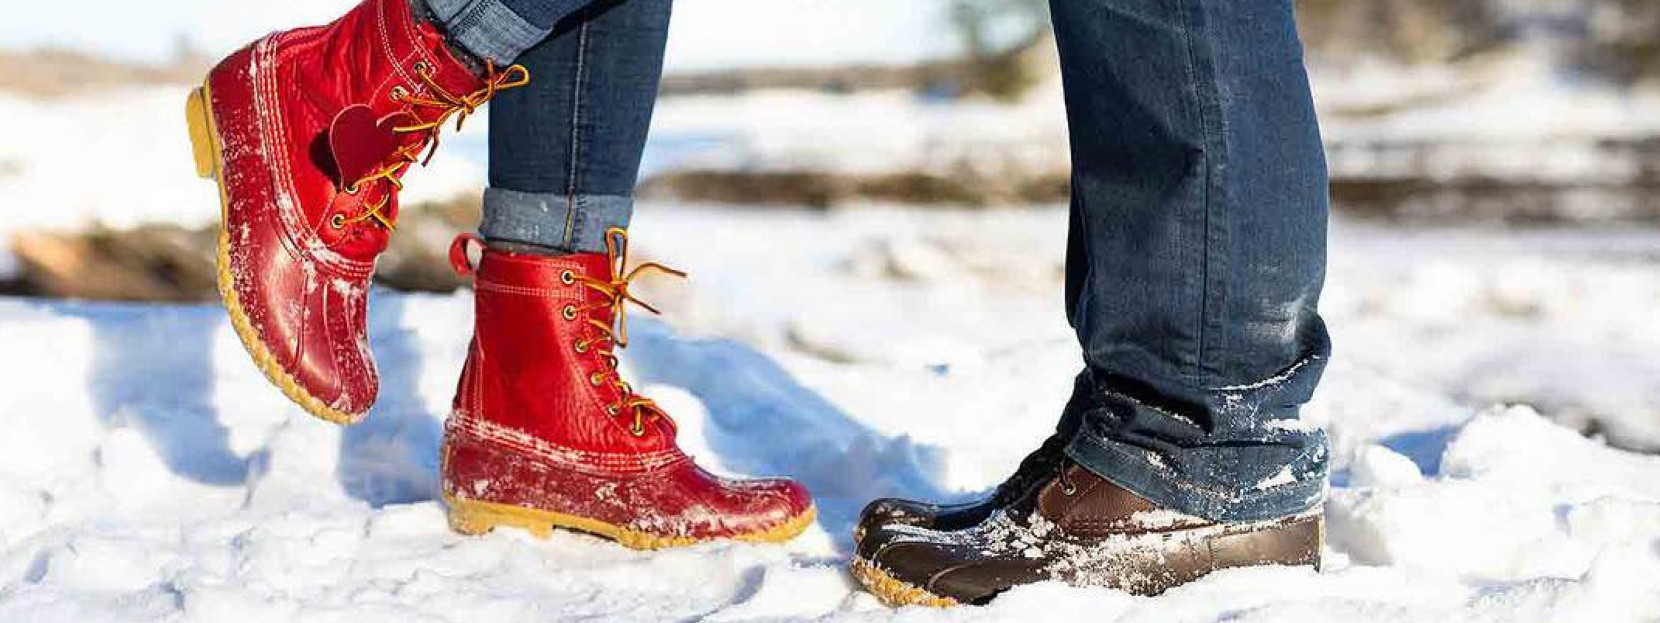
{"left": 327, "top": 105, "right": 412, "bottom": 189}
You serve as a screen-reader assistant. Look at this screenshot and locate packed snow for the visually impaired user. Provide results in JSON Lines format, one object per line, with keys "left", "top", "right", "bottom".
{"left": 2, "top": 206, "right": 1658, "bottom": 622}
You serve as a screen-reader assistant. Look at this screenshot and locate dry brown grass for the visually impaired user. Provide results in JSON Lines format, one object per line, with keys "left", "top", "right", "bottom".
{"left": 0, "top": 48, "right": 208, "bottom": 99}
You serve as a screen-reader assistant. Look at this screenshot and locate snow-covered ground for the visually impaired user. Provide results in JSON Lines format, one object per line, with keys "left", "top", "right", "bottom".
{"left": 2, "top": 206, "right": 1658, "bottom": 622}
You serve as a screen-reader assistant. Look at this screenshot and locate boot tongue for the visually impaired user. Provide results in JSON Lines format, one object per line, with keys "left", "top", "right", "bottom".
{"left": 315, "top": 105, "right": 409, "bottom": 257}
{"left": 328, "top": 105, "right": 412, "bottom": 190}
{"left": 560, "top": 252, "right": 685, "bottom": 442}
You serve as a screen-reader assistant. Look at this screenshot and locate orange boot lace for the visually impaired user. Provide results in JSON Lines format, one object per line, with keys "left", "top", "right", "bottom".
{"left": 340, "top": 62, "right": 531, "bottom": 230}
{"left": 566, "top": 228, "right": 687, "bottom": 436}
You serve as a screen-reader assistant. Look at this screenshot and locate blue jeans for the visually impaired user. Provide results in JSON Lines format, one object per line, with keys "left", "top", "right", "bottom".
{"left": 425, "top": 0, "right": 670, "bottom": 253}
{"left": 432, "top": 0, "right": 1332, "bottom": 522}
{"left": 1051, "top": 0, "right": 1331, "bottom": 522}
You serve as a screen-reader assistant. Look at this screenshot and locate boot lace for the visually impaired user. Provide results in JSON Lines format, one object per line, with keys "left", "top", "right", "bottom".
{"left": 566, "top": 227, "right": 687, "bottom": 436}
{"left": 991, "top": 434, "right": 1069, "bottom": 505}
{"left": 340, "top": 62, "right": 530, "bottom": 231}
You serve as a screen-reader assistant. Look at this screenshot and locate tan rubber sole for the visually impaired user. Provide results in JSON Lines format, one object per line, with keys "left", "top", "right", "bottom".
{"left": 444, "top": 493, "right": 817, "bottom": 550}
{"left": 850, "top": 556, "right": 959, "bottom": 608}
{"left": 186, "top": 82, "right": 361, "bottom": 426}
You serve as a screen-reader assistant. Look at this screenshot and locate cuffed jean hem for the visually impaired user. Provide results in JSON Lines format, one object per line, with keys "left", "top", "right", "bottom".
{"left": 479, "top": 187, "right": 633, "bottom": 254}
{"left": 1059, "top": 362, "right": 1330, "bottom": 524}
{"left": 422, "top": 0, "right": 546, "bottom": 64}
{"left": 1065, "top": 433, "right": 1327, "bottom": 524}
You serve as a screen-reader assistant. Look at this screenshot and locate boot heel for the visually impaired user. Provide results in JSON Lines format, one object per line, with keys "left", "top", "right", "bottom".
{"left": 446, "top": 496, "right": 553, "bottom": 539}
{"left": 185, "top": 86, "right": 218, "bottom": 179}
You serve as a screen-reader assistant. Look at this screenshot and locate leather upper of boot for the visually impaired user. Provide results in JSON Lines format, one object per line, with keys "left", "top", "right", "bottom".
{"left": 264, "top": 0, "right": 494, "bottom": 260}
{"left": 455, "top": 245, "right": 681, "bottom": 459}
{"left": 203, "top": 0, "right": 523, "bottom": 421}
{"left": 441, "top": 233, "right": 815, "bottom": 541}
{"left": 859, "top": 464, "right": 1319, "bottom": 603}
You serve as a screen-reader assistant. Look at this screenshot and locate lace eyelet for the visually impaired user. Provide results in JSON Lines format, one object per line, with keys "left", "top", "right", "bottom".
{"left": 606, "top": 405, "right": 620, "bottom": 416}
{"left": 562, "top": 305, "right": 578, "bottom": 321}
{"left": 589, "top": 373, "right": 605, "bottom": 387}
{"left": 413, "top": 61, "right": 430, "bottom": 76}
{"left": 390, "top": 86, "right": 408, "bottom": 101}
{"left": 344, "top": 183, "right": 361, "bottom": 195}
{"left": 574, "top": 340, "right": 588, "bottom": 353}
{"left": 329, "top": 214, "right": 346, "bottom": 229}
{"left": 560, "top": 270, "right": 575, "bottom": 285}
{"left": 629, "top": 421, "right": 646, "bottom": 437}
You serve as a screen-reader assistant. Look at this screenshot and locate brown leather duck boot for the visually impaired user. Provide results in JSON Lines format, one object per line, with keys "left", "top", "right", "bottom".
{"left": 852, "top": 462, "right": 1322, "bottom": 607}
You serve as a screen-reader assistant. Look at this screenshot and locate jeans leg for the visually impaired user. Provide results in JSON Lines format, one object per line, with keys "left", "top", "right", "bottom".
{"left": 1051, "top": 0, "right": 1332, "bottom": 522}
{"left": 480, "top": 0, "right": 671, "bottom": 254}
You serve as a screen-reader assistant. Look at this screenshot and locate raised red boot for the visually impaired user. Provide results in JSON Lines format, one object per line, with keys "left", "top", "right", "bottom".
{"left": 184, "top": 0, "right": 527, "bottom": 424}
{"left": 439, "top": 231, "right": 816, "bottom": 548}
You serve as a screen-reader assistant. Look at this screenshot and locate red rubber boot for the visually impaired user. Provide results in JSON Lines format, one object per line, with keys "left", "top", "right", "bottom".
{"left": 184, "top": 0, "right": 528, "bottom": 424}
{"left": 439, "top": 231, "right": 816, "bottom": 548}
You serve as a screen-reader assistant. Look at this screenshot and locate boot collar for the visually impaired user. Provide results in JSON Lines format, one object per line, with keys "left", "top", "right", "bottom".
{"left": 369, "top": 0, "right": 485, "bottom": 100}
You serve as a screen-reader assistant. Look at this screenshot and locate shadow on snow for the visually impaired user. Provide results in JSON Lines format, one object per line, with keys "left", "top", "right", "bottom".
{"left": 72, "top": 302, "right": 248, "bottom": 486}
{"left": 72, "top": 296, "right": 954, "bottom": 553}
{"left": 626, "top": 317, "right": 953, "bottom": 553}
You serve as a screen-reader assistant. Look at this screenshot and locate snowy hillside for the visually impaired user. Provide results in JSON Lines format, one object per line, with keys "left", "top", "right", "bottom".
{"left": 2, "top": 207, "right": 1658, "bottom": 622}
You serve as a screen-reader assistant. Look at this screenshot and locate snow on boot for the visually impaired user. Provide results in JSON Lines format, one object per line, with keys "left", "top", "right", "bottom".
{"left": 853, "top": 463, "right": 1322, "bottom": 606}
{"left": 184, "top": 0, "right": 527, "bottom": 424}
{"left": 439, "top": 231, "right": 816, "bottom": 548}
{"left": 853, "top": 433, "right": 1067, "bottom": 546}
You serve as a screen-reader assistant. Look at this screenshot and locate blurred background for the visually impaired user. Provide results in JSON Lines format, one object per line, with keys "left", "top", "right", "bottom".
{"left": 0, "top": 0, "right": 1656, "bottom": 450}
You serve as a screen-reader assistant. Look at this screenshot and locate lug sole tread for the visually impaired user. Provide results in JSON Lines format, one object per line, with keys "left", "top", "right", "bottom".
{"left": 850, "top": 556, "right": 959, "bottom": 608}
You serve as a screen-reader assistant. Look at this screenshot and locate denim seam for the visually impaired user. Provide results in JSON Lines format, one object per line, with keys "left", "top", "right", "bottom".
{"left": 563, "top": 19, "right": 593, "bottom": 249}
{"left": 1071, "top": 179, "right": 1093, "bottom": 330}
{"left": 1198, "top": 1, "right": 1231, "bottom": 383}
{"left": 1169, "top": 0, "right": 1209, "bottom": 387}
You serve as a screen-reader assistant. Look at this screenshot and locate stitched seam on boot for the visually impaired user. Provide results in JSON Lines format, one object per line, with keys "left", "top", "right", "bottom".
{"left": 448, "top": 411, "right": 686, "bottom": 472}
{"left": 251, "top": 38, "right": 374, "bottom": 279}
{"left": 382, "top": 0, "right": 420, "bottom": 90}
{"left": 474, "top": 279, "right": 583, "bottom": 300}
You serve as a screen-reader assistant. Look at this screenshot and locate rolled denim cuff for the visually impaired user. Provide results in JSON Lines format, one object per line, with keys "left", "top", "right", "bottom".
{"left": 1065, "top": 429, "right": 1328, "bottom": 524}
{"left": 480, "top": 187, "right": 633, "bottom": 254}
{"left": 421, "top": 0, "right": 547, "bottom": 64}
{"left": 1061, "top": 358, "right": 1331, "bottom": 523}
